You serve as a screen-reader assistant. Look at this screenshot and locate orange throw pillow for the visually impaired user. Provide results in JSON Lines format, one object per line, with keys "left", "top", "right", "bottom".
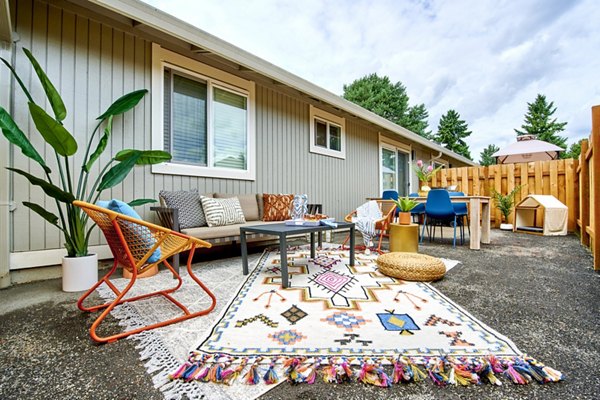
{"left": 262, "top": 194, "right": 294, "bottom": 221}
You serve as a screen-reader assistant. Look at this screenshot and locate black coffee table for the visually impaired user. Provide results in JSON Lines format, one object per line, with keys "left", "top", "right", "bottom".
{"left": 240, "top": 221, "right": 355, "bottom": 288}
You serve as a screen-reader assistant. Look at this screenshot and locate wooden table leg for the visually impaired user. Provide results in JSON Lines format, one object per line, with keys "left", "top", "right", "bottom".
{"left": 481, "top": 200, "right": 491, "bottom": 244}
{"left": 280, "top": 234, "right": 289, "bottom": 288}
{"left": 469, "top": 198, "right": 481, "bottom": 250}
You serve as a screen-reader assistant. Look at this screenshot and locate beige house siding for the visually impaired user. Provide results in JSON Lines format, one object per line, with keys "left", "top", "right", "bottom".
{"left": 7, "top": 0, "right": 468, "bottom": 263}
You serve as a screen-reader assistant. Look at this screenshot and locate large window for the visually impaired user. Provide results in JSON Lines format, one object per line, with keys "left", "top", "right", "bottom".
{"left": 152, "top": 44, "right": 255, "bottom": 180}
{"left": 309, "top": 105, "right": 346, "bottom": 159}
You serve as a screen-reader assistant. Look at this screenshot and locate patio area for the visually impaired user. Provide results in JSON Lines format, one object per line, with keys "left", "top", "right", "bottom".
{"left": 1, "top": 230, "right": 598, "bottom": 399}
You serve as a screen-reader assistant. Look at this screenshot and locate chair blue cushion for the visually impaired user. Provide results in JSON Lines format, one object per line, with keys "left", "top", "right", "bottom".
{"left": 449, "top": 192, "right": 468, "bottom": 216}
{"left": 97, "top": 199, "right": 161, "bottom": 263}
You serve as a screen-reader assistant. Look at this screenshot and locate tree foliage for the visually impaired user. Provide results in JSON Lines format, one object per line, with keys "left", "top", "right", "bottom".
{"left": 515, "top": 94, "right": 568, "bottom": 151}
{"left": 342, "top": 73, "right": 432, "bottom": 139}
{"left": 433, "top": 109, "right": 473, "bottom": 160}
{"left": 479, "top": 144, "right": 499, "bottom": 166}
{"left": 563, "top": 139, "right": 582, "bottom": 160}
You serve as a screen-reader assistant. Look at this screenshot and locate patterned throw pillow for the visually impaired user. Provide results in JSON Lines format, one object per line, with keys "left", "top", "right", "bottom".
{"left": 200, "top": 196, "right": 247, "bottom": 227}
{"left": 159, "top": 189, "right": 206, "bottom": 229}
{"left": 262, "top": 194, "right": 294, "bottom": 221}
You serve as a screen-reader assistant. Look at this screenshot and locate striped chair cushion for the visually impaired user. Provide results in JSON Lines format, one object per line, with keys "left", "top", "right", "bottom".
{"left": 200, "top": 196, "right": 246, "bottom": 227}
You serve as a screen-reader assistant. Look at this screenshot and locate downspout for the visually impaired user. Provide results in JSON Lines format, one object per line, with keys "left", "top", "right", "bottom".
{"left": 0, "top": 0, "right": 13, "bottom": 288}
{"left": 430, "top": 151, "right": 443, "bottom": 163}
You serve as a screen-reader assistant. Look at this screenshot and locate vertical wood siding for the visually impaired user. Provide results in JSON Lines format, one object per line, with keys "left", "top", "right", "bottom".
{"left": 9, "top": 0, "right": 381, "bottom": 252}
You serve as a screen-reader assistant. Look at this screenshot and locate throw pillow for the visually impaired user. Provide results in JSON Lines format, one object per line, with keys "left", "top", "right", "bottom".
{"left": 214, "top": 193, "right": 260, "bottom": 221}
{"left": 200, "top": 196, "right": 247, "bottom": 227}
{"left": 159, "top": 189, "right": 206, "bottom": 229}
{"left": 262, "top": 193, "right": 294, "bottom": 221}
{"left": 96, "top": 199, "right": 161, "bottom": 263}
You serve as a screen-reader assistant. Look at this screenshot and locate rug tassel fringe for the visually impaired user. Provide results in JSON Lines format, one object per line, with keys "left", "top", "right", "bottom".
{"left": 169, "top": 353, "right": 562, "bottom": 388}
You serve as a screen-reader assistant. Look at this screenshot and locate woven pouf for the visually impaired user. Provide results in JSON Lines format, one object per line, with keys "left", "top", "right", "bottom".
{"left": 376, "top": 252, "right": 445, "bottom": 281}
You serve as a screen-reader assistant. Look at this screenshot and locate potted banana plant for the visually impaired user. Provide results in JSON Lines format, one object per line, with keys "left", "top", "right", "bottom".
{"left": 0, "top": 48, "right": 171, "bottom": 291}
{"left": 491, "top": 185, "right": 523, "bottom": 230}
{"left": 393, "top": 196, "right": 419, "bottom": 225}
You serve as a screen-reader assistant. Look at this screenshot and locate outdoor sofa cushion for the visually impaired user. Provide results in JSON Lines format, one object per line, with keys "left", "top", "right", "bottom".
{"left": 214, "top": 193, "right": 260, "bottom": 221}
{"left": 181, "top": 221, "right": 282, "bottom": 240}
{"left": 262, "top": 193, "right": 294, "bottom": 221}
{"left": 200, "top": 196, "right": 246, "bottom": 227}
{"left": 159, "top": 189, "right": 207, "bottom": 229}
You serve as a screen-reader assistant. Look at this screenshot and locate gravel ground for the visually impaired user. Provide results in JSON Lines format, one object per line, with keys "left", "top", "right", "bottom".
{"left": 1, "top": 231, "right": 599, "bottom": 399}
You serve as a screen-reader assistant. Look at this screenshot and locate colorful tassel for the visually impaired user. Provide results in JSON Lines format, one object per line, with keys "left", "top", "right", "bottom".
{"left": 221, "top": 357, "right": 248, "bottom": 385}
{"left": 244, "top": 357, "right": 262, "bottom": 385}
{"left": 358, "top": 359, "right": 391, "bottom": 387}
{"left": 169, "top": 362, "right": 191, "bottom": 380}
{"left": 284, "top": 357, "right": 304, "bottom": 383}
{"left": 263, "top": 359, "right": 279, "bottom": 384}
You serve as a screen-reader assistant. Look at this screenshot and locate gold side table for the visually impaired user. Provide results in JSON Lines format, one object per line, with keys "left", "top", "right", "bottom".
{"left": 389, "top": 223, "right": 419, "bottom": 253}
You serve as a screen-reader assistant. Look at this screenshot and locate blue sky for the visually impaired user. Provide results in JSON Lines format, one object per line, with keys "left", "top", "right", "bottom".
{"left": 143, "top": 0, "right": 599, "bottom": 161}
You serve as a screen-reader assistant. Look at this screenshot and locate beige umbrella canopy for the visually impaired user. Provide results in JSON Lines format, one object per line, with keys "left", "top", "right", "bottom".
{"left": 492, "top": 135, "right": 564, "bottom": 164}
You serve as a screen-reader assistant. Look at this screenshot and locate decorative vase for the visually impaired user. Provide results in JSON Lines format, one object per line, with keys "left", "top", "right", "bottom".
{"left": 398, "top": 212, "right": 412, "bottom": 225}
{"left": 290, "top": 194, "right": 308, "bottom": 220}
{"left": 500, "top": 223, "right": 513, "bottom": 231}
{"left": 418, "top": 184, "right": 431, "bottom": 197}
{"left": 62, "top": 253, "right": 98, "bottom": 292}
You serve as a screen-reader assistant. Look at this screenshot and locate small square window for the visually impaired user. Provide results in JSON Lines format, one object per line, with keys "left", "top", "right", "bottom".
{"left": 309, "top": 106, "right": 345, "bottom": 159}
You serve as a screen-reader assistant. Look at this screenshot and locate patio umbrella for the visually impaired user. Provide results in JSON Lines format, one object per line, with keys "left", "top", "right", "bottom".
{"left": 492, "top": 135, "right": 564, "bottom": 164}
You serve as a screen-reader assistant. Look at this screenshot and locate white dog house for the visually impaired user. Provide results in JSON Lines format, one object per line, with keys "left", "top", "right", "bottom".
{"left": 513, "top": 195, "right": 568, "bottom": 236}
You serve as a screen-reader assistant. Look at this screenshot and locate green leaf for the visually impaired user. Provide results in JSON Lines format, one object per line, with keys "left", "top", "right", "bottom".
{"left": 128, "top": 198, "right": 157, "bottom": 207}
{"left": 7, "top": 167, "right": 75, "bottom": 203}
{"left": 28, "top": 102, "right": 78, "bottom": 156}
{"left": 23, "top": 201, "right": 60, "bottom": 226}
{"left": 1, "top": 57, "right": 34, "bottom": 103}
{"left": 22, "top": 48, "right": 67, "bottom": 122}
{"left": 97, "top": 89, "right": 148, "bottom": 121}
{"left": 84, "top": 116, "right": 112, "bottom": 172}
{"left": 115, "top": 149, "right": 171, "bottom": 165}
{"left": 0, "top": 107, "right": 50, "bottom": 173}
{"left": 97, "top": 152, "right": 141, "bottom": 192}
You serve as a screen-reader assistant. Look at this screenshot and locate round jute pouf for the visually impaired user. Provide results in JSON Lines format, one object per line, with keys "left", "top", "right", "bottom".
{"left": 376, "top": 252, "right": 445, "bottom": 281}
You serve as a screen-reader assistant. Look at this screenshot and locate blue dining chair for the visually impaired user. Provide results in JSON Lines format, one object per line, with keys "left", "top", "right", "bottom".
{"left": 449, "top": 191, "right": 469, "bottom": 243}
{"left": 382, "top": 190, "right": 399, "bottom": 219}
{"left": 420, "top": 189, "right": 460, "bottom": 248}
{"left": 409, "top": 192, "right": 426, "bottom": 239}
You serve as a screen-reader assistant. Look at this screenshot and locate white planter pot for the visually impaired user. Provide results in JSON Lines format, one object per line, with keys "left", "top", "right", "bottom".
{"left": 62, "top": 253, "right": 98, "bottom": 292}
{"left": 500, "top": 223, "right": 513, "bottom": 231}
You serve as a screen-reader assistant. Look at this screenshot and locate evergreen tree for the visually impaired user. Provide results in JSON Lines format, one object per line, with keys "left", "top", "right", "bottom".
{"left": 479, "top": 144, "right": 499, "bottom": 166}
{"left": 402, "top": 103, "right": 433, "bottom": 139}
{"left": 563, "top": 140, "right": 582, "bottom": 160}
{"left": 515, "top": 94, "right": 568, "bottom": 150}
{"left": 343, "top": 73, "right": 431, "bottom": 139}
{"left": 433, "top": 109, "right": 473, "bottom": 160}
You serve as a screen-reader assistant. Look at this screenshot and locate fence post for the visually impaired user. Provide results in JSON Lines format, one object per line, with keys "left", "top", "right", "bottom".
{"left": 580, "top": 139, "right": 590, "bottom": 246}
{"left": 592, "top": 106, "right": 600, "bottom": 271}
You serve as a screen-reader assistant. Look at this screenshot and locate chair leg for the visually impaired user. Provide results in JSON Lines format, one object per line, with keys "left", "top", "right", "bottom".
{"left": 452, "top": 216, "right": 457, "bottom": 248}
{"left": 420, "top": 215, "right": 427, "bottom": 244}
{"left": 82, "top": 247, "right": 217, "bottom": 344}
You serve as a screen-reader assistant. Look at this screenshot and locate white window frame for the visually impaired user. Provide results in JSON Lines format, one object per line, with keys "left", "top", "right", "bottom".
{"left": 309, "top": 105, "right": 346, "bottom": 159}
{"left": 378, "top": 133, "right": 412, "bottom": 194}
{"left": 151, "top": 43, "right": 256, "bottom": 180}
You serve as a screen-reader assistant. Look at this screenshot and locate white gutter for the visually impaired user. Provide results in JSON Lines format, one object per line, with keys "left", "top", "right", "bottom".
{"left": 88, "top": 0, "right": 476, "bottom": 166}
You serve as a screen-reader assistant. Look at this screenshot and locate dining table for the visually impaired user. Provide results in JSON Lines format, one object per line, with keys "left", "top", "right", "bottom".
{"left": 372, "top": 196, "right": 491, "bottom": 250}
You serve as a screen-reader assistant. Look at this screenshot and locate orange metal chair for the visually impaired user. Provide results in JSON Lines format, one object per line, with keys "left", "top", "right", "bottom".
{"left": 73, "top": 200, "right": 217, "bottom": 344}
{"left": 343, "top": 200, "right": 396, "bottom": 253}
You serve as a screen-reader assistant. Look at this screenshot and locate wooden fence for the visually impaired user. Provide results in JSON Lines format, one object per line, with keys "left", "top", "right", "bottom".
{"left": 430, "top": 105, "right": 600, "bottom": 271}
{"left": 577, "top": 105, "right": 600, "bottom": 271}
{"left": 431, "top": 159, "right": 578, "bottom": 230}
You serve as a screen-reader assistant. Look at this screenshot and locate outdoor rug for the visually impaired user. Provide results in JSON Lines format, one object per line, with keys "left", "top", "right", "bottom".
{"left": 171, "top": 247, "right": 562, "bottom": 389}
{"left": 97, "top": 246, "right": 562, "bottom": 400}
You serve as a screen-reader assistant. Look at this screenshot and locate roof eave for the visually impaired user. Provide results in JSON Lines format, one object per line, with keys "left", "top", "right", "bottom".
{"left": 88, "top": 0, "right": 476, "bottom": 166}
